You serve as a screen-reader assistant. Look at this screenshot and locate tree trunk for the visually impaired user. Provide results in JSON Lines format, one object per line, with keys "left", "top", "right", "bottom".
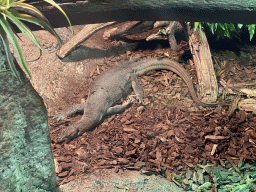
{"left": 0, "top": 37, "right": 59, "bottom": 191}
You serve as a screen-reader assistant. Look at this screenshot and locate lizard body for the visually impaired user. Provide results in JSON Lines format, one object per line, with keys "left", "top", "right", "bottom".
{"left": 52, "top": 57, "right": 216, "bottom": 143}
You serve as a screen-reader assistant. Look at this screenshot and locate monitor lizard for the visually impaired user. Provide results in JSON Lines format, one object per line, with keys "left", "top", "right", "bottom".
{"left": 52, "top": 57, "right": 217, "bottom": 143}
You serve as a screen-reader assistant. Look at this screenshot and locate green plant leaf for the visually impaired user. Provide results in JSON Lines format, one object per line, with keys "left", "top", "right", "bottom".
{"left": 11, "top": 1, "right": 67, "bottom": 47}
{"left": 247, "top": 24, "right": 255, "bottom": 41}
{"left": 227, "top": 23, "right": 235, "bottom": 32}
{"left": 5, "top": 10, "right": 45, "bottom": 52}
{"left": 0, "top": 0, "right": 72, "bottom": 79}
{"left": 40, "top": 0, "right": 73, "bottom": 34}
{"left": 219, "top": 23, "right": 226, "bottom": 31}
{"left": 0, "top": 27, "right": 22, "bottom": 82}
{"left": 194, "top": 22, "right": 200, "bottom": 31}
{"left": 237, "top": 24, "right": 243, "bottom": 29}
{"left": 0, "top": 14, "right": 31, "bottom": 78}
{"left": 12, "top": 2, "right": 51, "bottom": 25}
{"left": 0, "top": 0, "right": 8, "bottom": 8}
{"left": 11, "top": 11, "right": 61, "bottom": 46}
{"left": 224, "top": 25, "right": 231, "bottom": 38}
{"left": 210, "top": 23, "right": 215, "bottom": 34}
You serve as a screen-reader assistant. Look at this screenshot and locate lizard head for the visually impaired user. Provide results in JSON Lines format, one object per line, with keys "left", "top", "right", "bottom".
{"left": 56, "top": 125, "right": 79, "bottom": 143}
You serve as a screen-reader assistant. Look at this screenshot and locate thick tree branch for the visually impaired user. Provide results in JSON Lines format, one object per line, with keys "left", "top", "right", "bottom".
{"left": 31, "top": 0, "right": 256, "bottom": 30}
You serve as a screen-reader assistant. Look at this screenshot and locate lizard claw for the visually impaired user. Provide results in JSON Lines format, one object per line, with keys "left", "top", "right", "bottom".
{"left": 136, "top": 95, "right": 145, "bottom": 105}
{"left": 127, "top": 95, "right": 144, "bottom": 105}
{"left": 51, "top": 112, "right": 67, "bottom": 122}
{"left": 124, "top": 96, "right": 135, "bottom": 106}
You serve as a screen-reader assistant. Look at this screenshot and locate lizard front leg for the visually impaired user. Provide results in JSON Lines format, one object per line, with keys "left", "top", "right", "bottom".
{"left": 51, "top": 103, "right": 85, "bottom": 121}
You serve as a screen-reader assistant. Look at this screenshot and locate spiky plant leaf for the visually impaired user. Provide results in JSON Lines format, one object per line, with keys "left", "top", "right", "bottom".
{"left": 0, "top": 0, "right": 72, "bottom": 79}
{"left": 5, "top": 10, "right": 45, "bottom": 52}
{"left": 247, "top": 24, "right": 256, "bottom": 41}
{"left": 0, "top": 14, "right": 31, "bottom": 77}
{"left": 12, "top": 2, "right": 52, "bottom": 25}
{"left": 11, "top": 11, "right": 61, "bottom": 46}
{"left": 37, "top": 0, "right": 72, "bottom": 33}
{"left": 0, "top": 26, "right": 22, "bottom": 82}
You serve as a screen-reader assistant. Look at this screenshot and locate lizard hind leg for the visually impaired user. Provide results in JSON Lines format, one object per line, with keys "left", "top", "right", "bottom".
{"left": 106, "top": 96, "right": 135, "bottom": 116}
{"left": 130, "top": 73, "right": 145, "bottom": 105}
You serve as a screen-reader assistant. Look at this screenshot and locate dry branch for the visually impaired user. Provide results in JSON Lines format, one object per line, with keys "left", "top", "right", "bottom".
{"left": 57, "top": 22, "right": 116, "bottom": 58}
{"left": 103, "top": 21, "right": 141, "bottom": 39}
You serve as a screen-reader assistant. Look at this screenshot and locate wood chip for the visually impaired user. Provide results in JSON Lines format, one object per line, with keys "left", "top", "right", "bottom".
{"left": 211, "top": 144, "right": 218, "bottom": 155}
{"left": 167, "top": 130, "right": 175, "bottom": 137}
{"left": 112, "top": 147, "right": 123, "bottom": 154}
{"left": 117, "top": 158, "right": 129, "bottom": 165}
{"left": 123, "top": 127, "right": 138, "bottom": 132}
{"left": 58, "top": 171, "right": 69, "bottom": 178}
{"left": 205, "top": 135, "right": 230, "bottom": 140}
{"left": 137, "top": 106, "right": 145, "bottom": 112}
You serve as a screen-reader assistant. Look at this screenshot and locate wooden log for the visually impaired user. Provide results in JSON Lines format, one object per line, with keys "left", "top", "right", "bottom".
{"left": 28, "top": 0, "right": 256, "bottom": 30}
{"left": 188, "top": 24, "right": 218, "bottom": 102}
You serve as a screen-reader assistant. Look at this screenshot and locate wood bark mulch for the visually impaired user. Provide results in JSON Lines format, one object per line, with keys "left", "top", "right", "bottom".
{"left": 50, "top": 106, "right": 256, "bottom": 185}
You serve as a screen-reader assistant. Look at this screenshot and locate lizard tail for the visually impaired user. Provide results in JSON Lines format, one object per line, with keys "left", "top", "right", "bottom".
{"left": 132, "top": 57, "right": 217, "bottom": 107}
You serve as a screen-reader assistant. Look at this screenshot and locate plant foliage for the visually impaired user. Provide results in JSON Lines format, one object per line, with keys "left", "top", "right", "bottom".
{"left": 172, "top": 160, "right": 256, "bottom": 191}
{"left": 194, "top": 22, "right": 256, "bottom": 41}
{"left": 0, "top": 0, "right": 72, "bottom": 79}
